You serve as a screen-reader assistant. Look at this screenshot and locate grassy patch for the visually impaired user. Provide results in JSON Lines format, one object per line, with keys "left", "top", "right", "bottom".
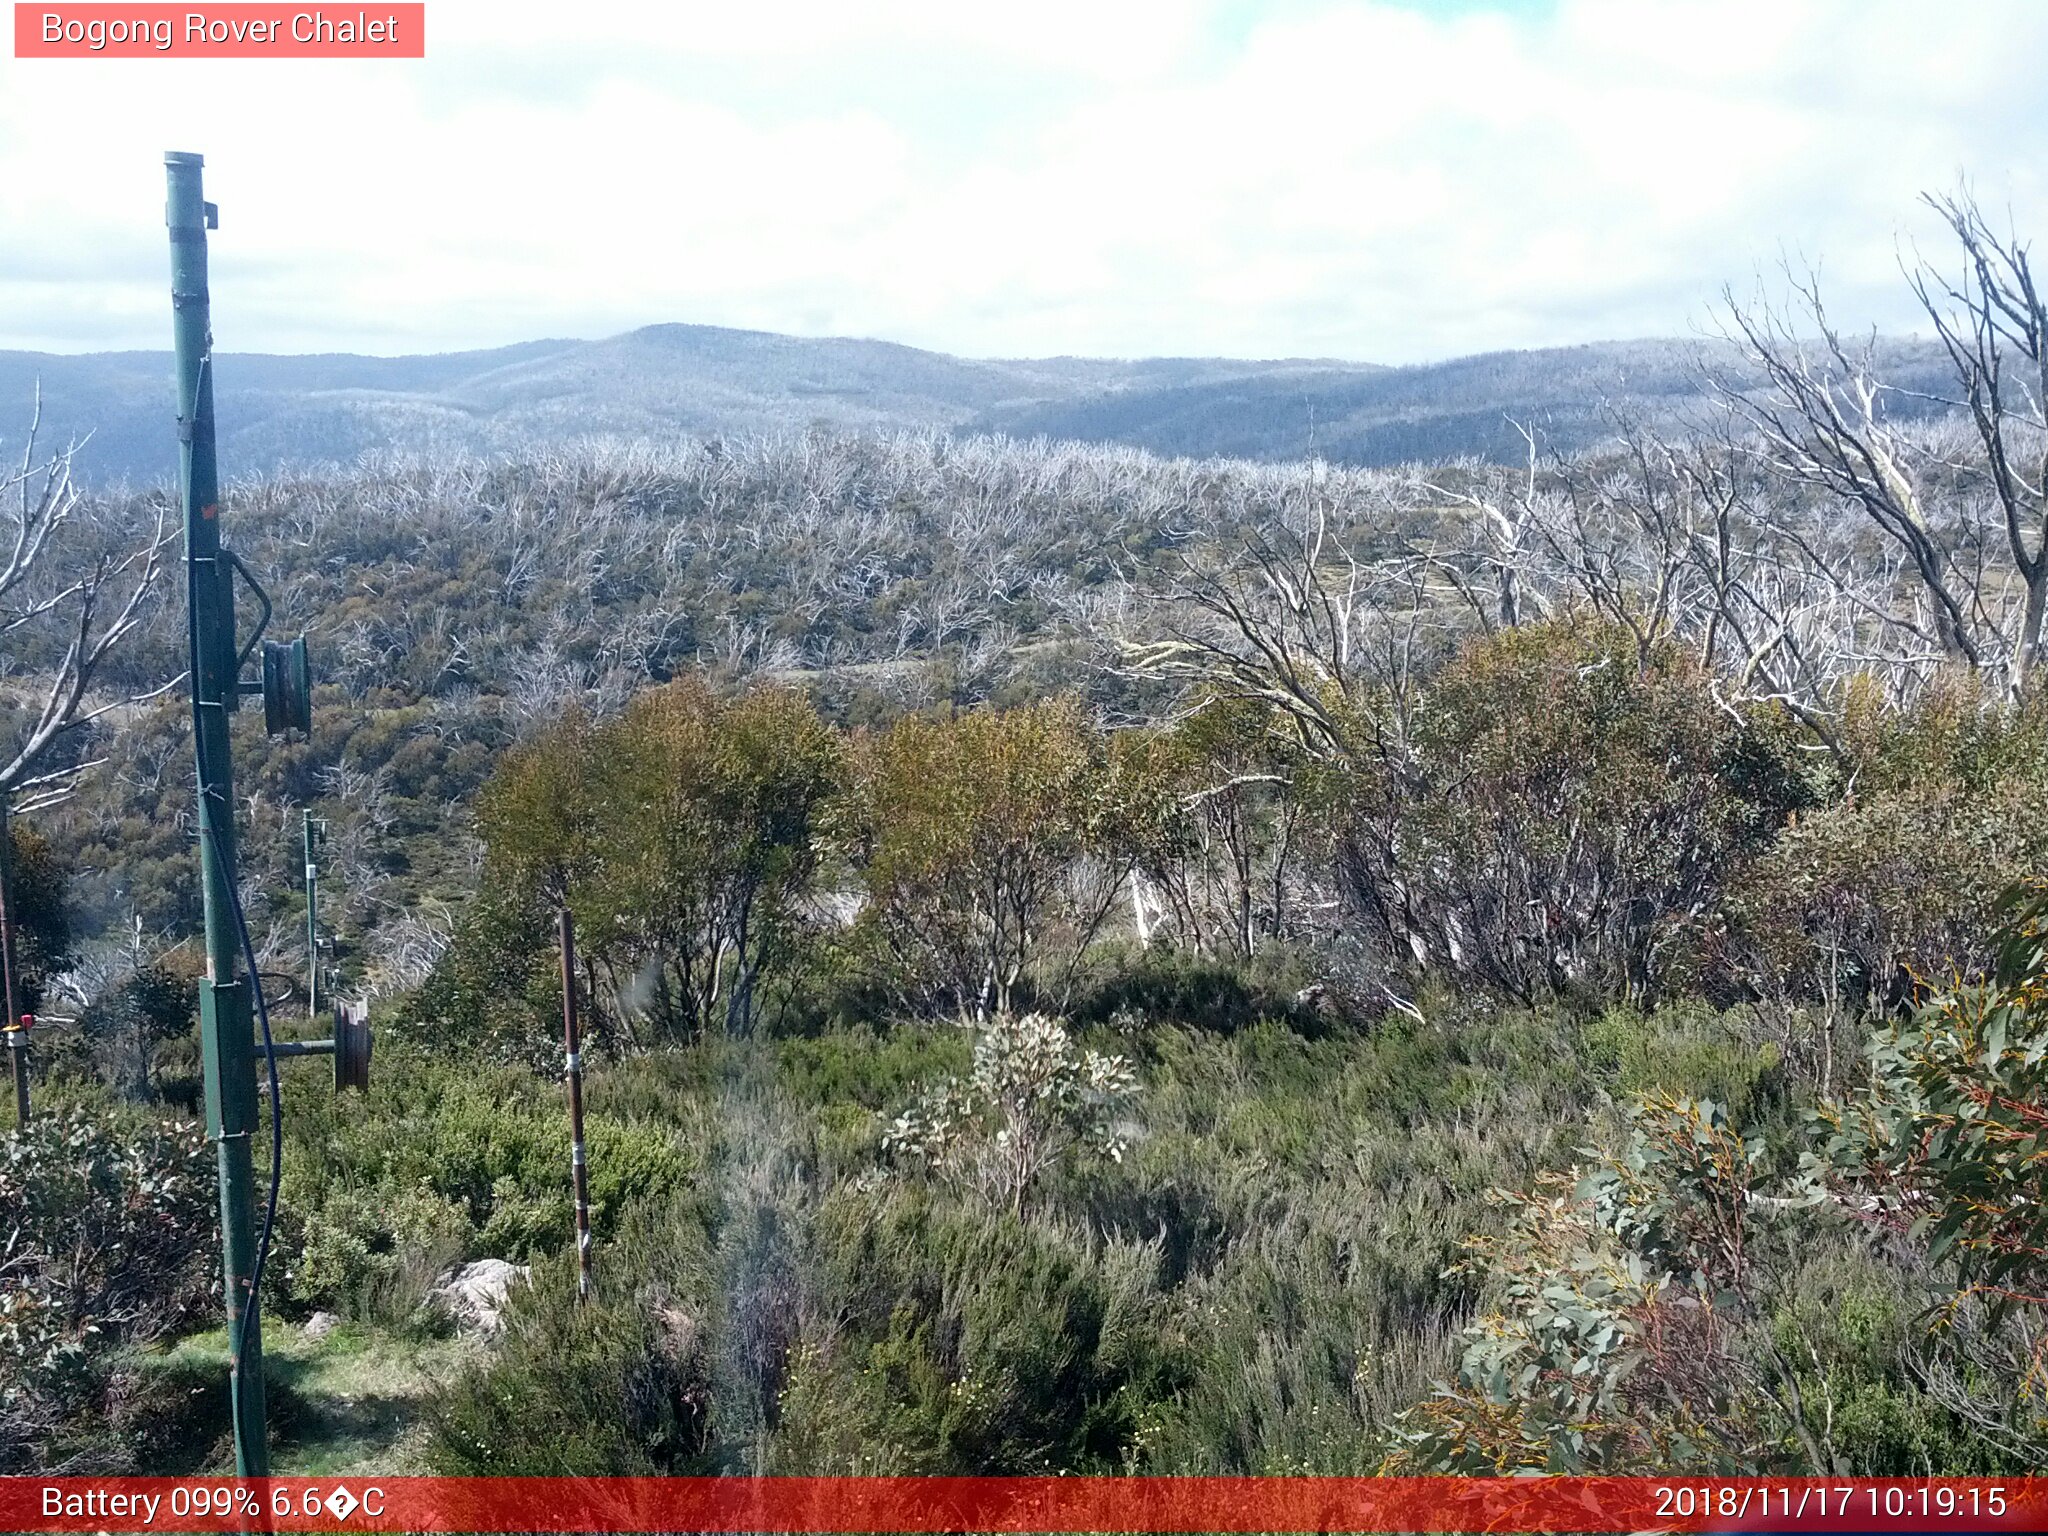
{"left": 134, "top": 1318, "right": 481, "bottom": 1474}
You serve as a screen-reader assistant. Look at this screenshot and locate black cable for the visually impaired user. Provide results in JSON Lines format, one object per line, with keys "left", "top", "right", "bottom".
{"left": 209, "top": 817, "right": 284, "bottom": 1380}
{"left": 180, "top": 368, "right": 283, "bottom": 1396}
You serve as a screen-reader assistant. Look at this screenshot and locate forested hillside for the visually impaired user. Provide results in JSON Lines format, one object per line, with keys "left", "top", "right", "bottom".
{"left": 1, "top": 325, "right": 1955, "bottom": 486}
{"left": 7, "top": 195, "right": 2048, "bottom": 1480}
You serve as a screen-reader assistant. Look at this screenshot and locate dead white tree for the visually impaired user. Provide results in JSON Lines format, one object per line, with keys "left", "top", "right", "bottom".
{"left": 1123, "top": 492, "right": 1396, "bottom": 761}
{"left": 1, "top": 399, "right": 175, "bottom": 812}
{"left": 1536, "top": 419, "right": 1896, "bottom": 752}
{"left": 1713, "top": 189, "right": 2048, "bottom": 697}
{"left": 1908, "top": 190, "right": 2048, "bottom": 689}
{"left": 1415, "top": 421, "right": 1551, "bottom": 631}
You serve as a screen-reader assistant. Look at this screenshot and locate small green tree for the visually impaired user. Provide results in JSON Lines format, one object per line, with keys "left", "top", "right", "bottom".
{"left": 1735, "top": 675, "right": 2048, "bottom": 1015}
{"left": 1341, "top": 621, "right": 1809, "bottom": 1004}
{"left": 475, "top": 706, "right": 601, "bottom": 913}
{"left": 2, "top": 819, "right": 72, "bottom": 1017}
{"left": 1131, "top": 695, "right": 1311, "bottom": 960}
{"left": 473, "top": 679, "right": 842, "bottom": 1043}
{"left": 78, "top": 959, "right": 192, "bottom": 1101}
{"left": 851, "top": 700, "right": 1140, "bottom": 1015}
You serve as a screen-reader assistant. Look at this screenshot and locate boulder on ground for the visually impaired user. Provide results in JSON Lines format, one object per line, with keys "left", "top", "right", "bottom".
{"left": 430, "top": 1258, "right": 531, "bottom": 1335}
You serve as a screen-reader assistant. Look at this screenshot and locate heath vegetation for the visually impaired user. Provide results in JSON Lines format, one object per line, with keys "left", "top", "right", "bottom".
{"left": 6, "top": 189, "right": 2048, "bottom": 1475}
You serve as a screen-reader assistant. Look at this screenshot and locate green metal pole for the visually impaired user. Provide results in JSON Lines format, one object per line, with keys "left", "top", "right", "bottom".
{"left": 166, "top": 149, "right": 268, "bottom": 1477}
{"left": 303, "top": 809, "right": 319, "bottom": 1021}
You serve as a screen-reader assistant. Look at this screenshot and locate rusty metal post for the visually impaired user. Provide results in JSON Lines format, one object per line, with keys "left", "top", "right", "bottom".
{"left": 558, "top": 907, "right": 593, "bottom": 1302}
{"left": 304, "top": 809, "right": 324, "bottom": 1022}
{"left": 0, "top": 789, "right": 28, "bottom": 1128}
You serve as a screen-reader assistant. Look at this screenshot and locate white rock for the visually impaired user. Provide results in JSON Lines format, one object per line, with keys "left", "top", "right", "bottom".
{"left": 430, "top": 1258, "right": 531, "bottom": 1335}
{"left": 303, "top": 1310, "right": 341, "bottom": 1340}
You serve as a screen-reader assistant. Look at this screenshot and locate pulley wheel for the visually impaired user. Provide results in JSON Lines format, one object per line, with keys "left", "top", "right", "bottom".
{"left": 262, "top": 634, "right": 313, "bottom": 736}
{"left": 333, "top": 997, "right": 372, "bottom": 1093}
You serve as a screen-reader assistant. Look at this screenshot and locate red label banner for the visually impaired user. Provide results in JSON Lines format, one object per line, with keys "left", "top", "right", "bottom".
{"left": 13, "top": 4, "right": 425, "bottom": 57}
{"left": 2, "top": 1476, "right": 2044, "bottom": 1533}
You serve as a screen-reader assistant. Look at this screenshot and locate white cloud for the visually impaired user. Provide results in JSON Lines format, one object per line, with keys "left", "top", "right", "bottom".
{"left": 1, "top": 0, "right": 2043, "bottom": 360}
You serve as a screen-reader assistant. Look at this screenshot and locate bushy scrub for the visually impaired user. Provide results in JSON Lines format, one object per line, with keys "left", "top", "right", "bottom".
{"left": 0, "top": 1108, "right": 214, "bottom": 1471}
{"left": 851, "top": 700, "right": 1151, "bottom": 1016}
{"left": 75, "top": 960, "right": 196, "bottom": 1101}
{"left": 1800, "top": 884, "right": 2048, "bottom": 1460}
{"left": 1072, "top": 942, "right": 1324, "bottom": 1037}
{"left": 275, "top": 1037, "right": 691, "bottom": 1322}
{"left": 1580, "top": 1002, "right": 1784, "bottom": 1127}
{"left": 1388, "top": 1069, "right": 2045, "bottom": 1475}
{"left": 429, "top": 1224, "right": 716, "bottom": 1475}
{"left": 883, "top": 1012, "right": 1139, "bottom": 1215}
{"left": 1384, "top": 1097, "right": 1825, "bottom": 1473}
{"left": 1338, "top": 622, "right": 1810, "bottom": 1006}
{"left": 417, "top": 995, "right": 1613, "bottom": 1479}
{"left": 1767, "top": 1251, "right": 2006, "bottom": 1474}
{"left": 1734, "top": 678, "right": 2048, "bottom": 1013}
{"left": 286, "top": 1184, "right": 471, "bottom": 1324}
{"left": 771, "top": 1188, "right": 1182, "bottom": 1474}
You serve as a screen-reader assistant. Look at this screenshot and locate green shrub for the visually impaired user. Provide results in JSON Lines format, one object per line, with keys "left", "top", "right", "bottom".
{"left": 75, "top": 960, "right": 197, "bottom": 1101}
{"left": 102, "top": 1346, "right": 306, "bottom": 1476}
{"left": 412, "top": 886, "right": 563, "bottom": 1067}
{"left": 429, "top": 1207, "right": 717, "bottom": 1475}
{"left": 1338, "top": 621, "right": 1811, "bottom": 1006}
{"left": 883, "top": 1012, "right": 1139, "bottom": 1216}
{"left": 771, "top": 1189, "right": 1182, "bottom": 1474}
{"left": 475, "top": 1175, "right": 571, "bottom": 1260}
{"left": 0, "top": 1107, "right": 214, "bottom": 1471}
{"left": 1734, "top": 782, "right": 2048, "bottom": 1013}
{"left": 1808, "top": 884, "right": 2048, "bottom": 1415}
{"left": 285, "top": 1183, "right": 471, "bottom": 1323}
{"left": 1072, "top": 945, "right": 1323, "bottom": 1037}
{"left": 1384, "top": 1084, "right": 2041, "bottom": 1476}
{"left": 585, "top": 1118, "right": 691, "bottom": 1234}
{"left": 773, "top": 1024, "right": 968, "bottom": 1111}
{"left": 1383, "top": 1097, "right": 1808, "bottom": 1474}
{"left": 1766, "top": 1250, "right": 2007, "bottom": 1474}
{"left": 1582, "top": 1003, "right": 1784, "bottom": 1127}
{"left": 1731, "top": 676, "right": 2048, "bottom": 1012}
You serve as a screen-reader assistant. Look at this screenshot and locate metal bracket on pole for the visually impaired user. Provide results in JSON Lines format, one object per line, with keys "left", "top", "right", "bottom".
{"left": 224, "top": 548, "right": 272, "bottom": 672}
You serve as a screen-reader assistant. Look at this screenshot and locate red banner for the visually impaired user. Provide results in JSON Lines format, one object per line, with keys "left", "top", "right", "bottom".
{"left": 13, "top": 5, "right": 425, "bottom": 58}
{"left": 2, "top": 1476, "right": 2044, "bottom": 1533}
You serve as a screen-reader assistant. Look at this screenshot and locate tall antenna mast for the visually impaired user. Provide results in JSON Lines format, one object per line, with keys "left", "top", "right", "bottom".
{"left": 167, "top": 150, "right": 339, "bottom": 1475}
{"left": 165, "top": 148, "right": 270, "bottom": 1476}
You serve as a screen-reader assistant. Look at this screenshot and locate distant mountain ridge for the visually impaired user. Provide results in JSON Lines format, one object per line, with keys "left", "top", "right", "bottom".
{"left": 0, "top": 322, "right": 1948, "bottom": 485}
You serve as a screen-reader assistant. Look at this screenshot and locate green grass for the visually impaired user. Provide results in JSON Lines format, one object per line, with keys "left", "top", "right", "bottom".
{"left": 137, "top": 1318, "right": 481, "bottom": 1474}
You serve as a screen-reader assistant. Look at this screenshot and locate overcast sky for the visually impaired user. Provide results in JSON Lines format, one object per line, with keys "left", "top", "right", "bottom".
{"left": 3, "top": 0, "right": 2044, "bottom": 362}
